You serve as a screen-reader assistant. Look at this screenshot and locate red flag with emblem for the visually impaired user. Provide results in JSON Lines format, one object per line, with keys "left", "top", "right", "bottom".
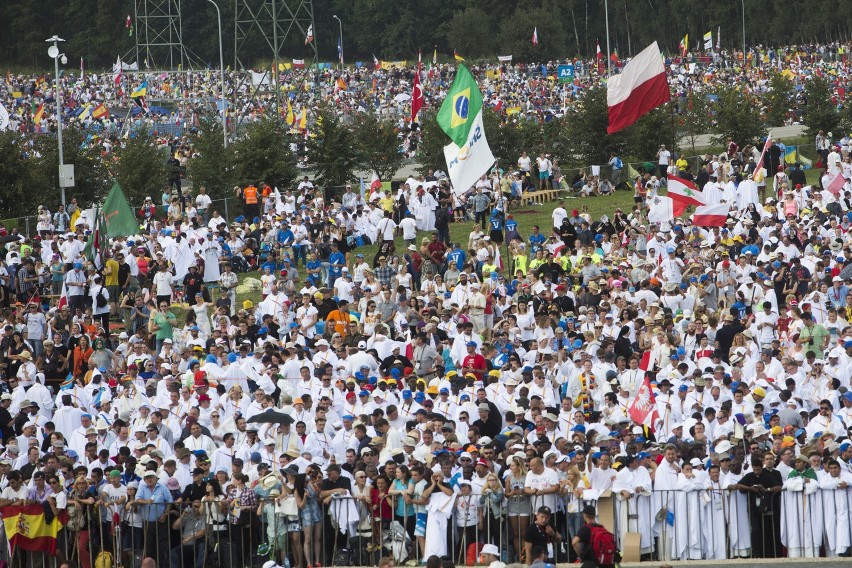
{"left": 628, "top": 376, "right": 659, "bottom": 431}
{"left": 411, "top": 50, "right": 423, "bottom": 123}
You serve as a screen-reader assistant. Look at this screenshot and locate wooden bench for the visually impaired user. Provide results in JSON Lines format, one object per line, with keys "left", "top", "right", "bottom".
{"left": 519, "top": 189, "right": 561, "bottom": 205}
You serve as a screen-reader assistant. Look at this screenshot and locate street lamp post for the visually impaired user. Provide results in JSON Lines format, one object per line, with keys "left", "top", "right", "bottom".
{"left": 604, "top": 0, "right": 611, "bottom": 76}
{"left": 741, "top": 0, "right": 747, "bottom": 68}
{"left": 333, "top": 15, "right": 343, "bottom": 69}
{"left": 46, "top": 35, "right": 68, "bottom": 206}
{"left": 206, "top": 0, "right": 228, "bottom": 148}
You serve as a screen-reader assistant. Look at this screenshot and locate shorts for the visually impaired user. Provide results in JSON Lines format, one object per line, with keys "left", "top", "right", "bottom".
{"left": 107, "top": 285, "right": 120, "bottom": 302}
{"left": 539, "top": 171, "right": 549, "bottom": 180}
{"left": 414, "top": 512, "right": 427, "bottom": 537}
{"left": 286, "top": 517, "right": 302, "bottom": 532}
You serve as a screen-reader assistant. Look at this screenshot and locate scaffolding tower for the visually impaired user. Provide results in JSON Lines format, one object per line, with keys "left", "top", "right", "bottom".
{"left": 132, "top": 0, "right": 202, "bottom": 70}
{"left": 233, "top": 0, "right": 317, "bottom": 117}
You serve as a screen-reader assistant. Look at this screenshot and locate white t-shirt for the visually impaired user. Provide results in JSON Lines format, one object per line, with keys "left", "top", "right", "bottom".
{"left": 658, "top": 149, "right": 671, "bottom": 165}
{"left": 377, "top": 218, "right": 397, "bottom": 241}
{"left": 518, "top": 155, "right": 532, "bottom": 172}
{"left": 399, "top": 218, "right": 417, "bottom": 240}
{"left": 524, "top": 467, "right": 559, "bottom": 512}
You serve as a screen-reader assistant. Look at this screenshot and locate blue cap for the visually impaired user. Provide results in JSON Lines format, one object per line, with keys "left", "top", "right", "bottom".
{"left": 840, "top": 442, "right": 851, "bottom": 452}
{"left": 390, "top": 368, "right": 401, "bottom": 377}
{"left": 98, "top": 366, "right": 107, "bottom": 372}
{"left": 670, "top": 354, "right": 678, "bottom": 360}
{"left": 358, "top": 390, "right": 370, "bottom": 397}
{"left": 843, "top": 392, "right": 852, "bottom": 402}
{"left": 258, "top": 327, "right": 268, "bottom": 334}
{"left": 522, "top": 366, "right": 533, "bottom": 373}
{"left": 637, "top": 452, "right": 650, "bottom": 460}
{"left": 772, "top": 261, "right": 781, "bottom": 268}
{"left": 342, "top": 414, "right": 354, "bottom": 421}
{"left": 444, "top": 292, "right": 452, "bottom": 298}
{"left": 414, "top": 392, "right": 425, "bottom": 402}
{"left": 678, "top": 384, "right": 688, "bottom": 392}
{"left": 572, "top": 339, "right": 583, "bottom": 349}
{"left": 289, "top": 322, "right": 299, "bottom": 328}
{"left": 667, "top": 246, "right": 675, "bottom": 253}
{"left": 568, "top": 451, "right": 577, "bottom": 459}
{"left": 402, "top": 390, "right": 412, "bottom": 399}
{"left": 205, "top": 354, "right": 217, "bottom": 363}
{"left": 636, "top": 436, "right": 646, "bottom": 443}
{"left": 73, "top": 262, "right": 83, "bottom": 269}
{"left": 249, "top": 452, "right": 261, "bottom": 462}
{"left": 190, "top": 325, "right": 200, "bottom": 331}
{"left": 227, "top": 353, "right": 238, "bottom": 363}
{"left": 439, "top": 388, "right": 449, "bottom": 395}
{"left": 466, "top": 341, "right": 477, "bottom": 347}
{"left": 794, "top": 429, "right": 805, "bottom": 438}
{"left": 66, "top": 450, "right": 78, "bottom": 459}
{"left": 677, "top": 346, "right": 686, "bottom": 355}
{"left": 571, "top": 424, "right": 586, "bottom": 433}
{"left": 460, "top": 394, "right": 470, "bottom": 401}
{"left": 844, "top": 340, "right": 852, "bottom": 348}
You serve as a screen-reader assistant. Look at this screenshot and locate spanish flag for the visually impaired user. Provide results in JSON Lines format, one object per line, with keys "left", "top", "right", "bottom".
{"left": 33, "top": 104, "right": 44, "bottom": 125}
{"left": 130, "top": 80, "right": 148, "bottom": 98}
{"left": 3, "top": 505, "right": 66, "bottom": 553}
{"left": 92, "top": 103, "right": 108, "bottom": 120}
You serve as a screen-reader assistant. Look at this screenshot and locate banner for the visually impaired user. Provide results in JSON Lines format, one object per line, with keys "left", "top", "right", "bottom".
{"left": 444, "top": 111, "right": 495, "bottom": 196}
{"left": 557, "top": 64, "right": 575, "bottom": 83}
{"left": 380, "top": 60, "right": 408, "bottom": 70}
{"left": 497, "top": 55, "right": 513, "bottom": 63}
{"left": 292, "top": 59, "right": 305, "bottom": 68}
{"left": 0, "top": 102, "right": 9, "bottom": 131}
{"left": 251, "top": 71, "right": 271, "bottom": 86}
{"left": 3, "top": 505, "right": 65, "bottom": 553}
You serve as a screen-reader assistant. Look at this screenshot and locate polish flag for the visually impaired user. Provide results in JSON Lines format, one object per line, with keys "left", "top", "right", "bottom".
{"left": 666, "top": 175, "right": 706, "bottom": 207}
{"left": 628, "top": 376, "right": 660, "bottom": 431}
{"left": 532, "top": 27, "right": 539, "bottom": 46}
{"left": 692, "top": 202, "right": 731, "bottom": 227}
{"left": 638, "top": 350, "right": 655, "bottom": 372}
{"left": 596, "top": 40, "right": 604, "bottom": 73}
{"left": 57, "top": 281, "right": 68, "bottom": 310}
{"left": 607, "top": 41, "right": 671, "bottom": 134}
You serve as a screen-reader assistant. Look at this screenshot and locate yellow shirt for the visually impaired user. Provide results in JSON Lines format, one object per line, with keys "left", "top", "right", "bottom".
{"left": 104, "top": 258, "right": 120, "bottom": 286}
{"left": 482, "top": 262, "right": 498, "bottom": 277}
{"left": 514, "top": 254, "right": 528, "bottom": 275}
{"left": 380, "top": 196, "right": 394, "bottom": 213}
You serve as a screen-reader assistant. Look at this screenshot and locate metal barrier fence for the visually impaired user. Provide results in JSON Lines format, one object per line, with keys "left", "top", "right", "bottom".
{"left": 2, "top": 485, "right": 851, "bottom": 567}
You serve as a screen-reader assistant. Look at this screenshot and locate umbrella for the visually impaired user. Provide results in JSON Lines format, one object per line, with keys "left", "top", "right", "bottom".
{"left": 393, "top": 93, "right": 411, "bottom": 102}
{"left": 248, "top": 409, "right": 294, "bottom": 425}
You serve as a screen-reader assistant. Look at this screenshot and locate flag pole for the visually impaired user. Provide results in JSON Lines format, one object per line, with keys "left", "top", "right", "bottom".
{"left": 604, "top": 0, "right": 611, "bottom": 76}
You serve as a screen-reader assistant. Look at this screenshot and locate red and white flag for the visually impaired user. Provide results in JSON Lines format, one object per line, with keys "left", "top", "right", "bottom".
{"left": 667, "top": 175, "right": 706, "bottom": 207}
{"left": 692, "top": 202, "right": 731, "bottom": 227}
{"left": 638, "top": 351, "right": 655, "bottom": 372}
{"left": 532, "top": 27, "right": 539, "bottom": 46}
{"left": 628, "top": 376, "right": 659, "bottom": 431}
{"left": 826, "top": 172, "right": 849, "bottom": 196}
{"left": 606, "top": 41, "right": 670, "bottom": 134}
{"left": 596, "top": 40, "right": 604, "bottom": 73}
{"left": 304, "top": 24, "right": 314, "bottom": 45}
{"left": 411, "top": 50, "right": 423, "bottom": 123}
{"left": 57, "top": 281, "right": 68, "bottom": 311}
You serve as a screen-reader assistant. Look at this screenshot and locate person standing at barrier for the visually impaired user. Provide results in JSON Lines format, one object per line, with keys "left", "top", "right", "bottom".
{"left": 738, "top": 457, "right": 782, "bottom": 558}
{"left": 66, "top": 475, "right": 96, "bottom": 568}
{"left": 136, "top": 470, "right": 174, "bottom": 566}
{"left": 524, "top": 505, "right": 563, "bottom": 564}
{"left": 169, "top": 499, "right": 206, "bottom": 568}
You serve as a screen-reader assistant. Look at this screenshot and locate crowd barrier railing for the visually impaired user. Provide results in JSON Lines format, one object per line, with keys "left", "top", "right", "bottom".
{"left": 1, "top": 485, "right": 850, "bottom": 567}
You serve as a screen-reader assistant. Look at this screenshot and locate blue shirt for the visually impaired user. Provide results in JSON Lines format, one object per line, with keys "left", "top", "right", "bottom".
{"left": 136, "top": 481, "right": 173, "bottom": 521}
{"left": 505, "top": 219, "right": 518, "bottom": 234}
{"left": 277, "top": 229, "right": 295, "bottom": 245}
{"left": 447, "top": 249, "right": 466, "bottom": 270}
{"left": 489, "top": 217, "right": 503, "bottom": 231}
{"left": 529, "top": 233, "right": 545, "bottom": 252}
{"left": 329, "top": 251, "right": 345, "bottom": 276}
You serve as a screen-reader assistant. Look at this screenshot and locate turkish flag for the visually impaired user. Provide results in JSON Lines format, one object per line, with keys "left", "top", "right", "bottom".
{"left": 411, "top": 63, "right": 423, "bottom": 123}
{"left": 628, "top": 376, "right": 660, "bottom": 431}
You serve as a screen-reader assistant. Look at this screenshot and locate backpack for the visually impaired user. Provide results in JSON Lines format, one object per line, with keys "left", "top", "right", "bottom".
{"left": 94, "top": 551, "right": 113, "bottom": 568}
{"left": 96, "top": 287, "right": 108, "bottom": 308}
{"left": 587, "top": 523, "right": 617, "bottom": 567}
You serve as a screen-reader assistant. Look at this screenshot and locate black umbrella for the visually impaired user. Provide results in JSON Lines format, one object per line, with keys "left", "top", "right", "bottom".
{"left": 247, "top": 409, "right": 295, "bottom": 425}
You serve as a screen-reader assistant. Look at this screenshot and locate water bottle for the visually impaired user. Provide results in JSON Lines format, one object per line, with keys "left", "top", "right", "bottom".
{"left": 283, "top": 555, "right": 291, "bottom": 568}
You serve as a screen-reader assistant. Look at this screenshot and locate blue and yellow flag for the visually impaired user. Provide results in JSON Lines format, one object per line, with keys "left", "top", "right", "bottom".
{"left": 130, "top": 80, "right": 148, "bottom": 98}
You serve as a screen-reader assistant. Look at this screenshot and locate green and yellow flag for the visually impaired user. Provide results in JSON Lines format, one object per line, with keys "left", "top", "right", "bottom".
{"left": 436, "top": 64, "right": 482, "bottom": 148}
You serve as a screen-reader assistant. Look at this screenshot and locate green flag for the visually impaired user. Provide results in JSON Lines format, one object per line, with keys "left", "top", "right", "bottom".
{"left": 436, "top": 64, "right": 483, "bottom": 148}
{"left": 83, "top": 208, "right": 108, "bottom": 268}
{"left": 102, "top": 181, "right": 139, "bottom": 238}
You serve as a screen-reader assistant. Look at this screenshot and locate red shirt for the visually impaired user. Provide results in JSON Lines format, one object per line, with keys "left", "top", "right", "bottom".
{"left": 462, "top": 353, "right": 487, "bottom": 381}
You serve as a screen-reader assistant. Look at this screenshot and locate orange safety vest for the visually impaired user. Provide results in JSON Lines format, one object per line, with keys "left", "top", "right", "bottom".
{"left": 244, "top": 186, "right": 258, "bottom": 204}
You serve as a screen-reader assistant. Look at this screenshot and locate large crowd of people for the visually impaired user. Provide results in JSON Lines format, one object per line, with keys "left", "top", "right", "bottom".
{"left": 1, "top": 38, "right": 852, "bottom": 568}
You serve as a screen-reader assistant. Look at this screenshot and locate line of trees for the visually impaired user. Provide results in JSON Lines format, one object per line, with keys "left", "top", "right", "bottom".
{"left": 2, "top": 0, "right": 850, "bottom": 69}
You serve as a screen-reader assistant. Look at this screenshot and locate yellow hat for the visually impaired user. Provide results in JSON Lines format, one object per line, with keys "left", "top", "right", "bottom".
{"left": 488, "top": 370, "right": 501, "bottom": 378}
{"left": 242, "top": 300, "right": 253, "bottom": 309}
{"left": 426, "top": 385, "right": 439, "bottom": 395}
{"left": 752, "top": 387, "right": 766, "bottom": 397}
{"left": 446, "top": 370, "right": 458, "bottom": 379}
{"left": 781, "top": 436, "right": 796, "bottom": 448}
{"left": 770, "top": 426, "right": 782, "bottom": 436}
{"left": 314, "top": 292, "right": 324, "bottom": 300}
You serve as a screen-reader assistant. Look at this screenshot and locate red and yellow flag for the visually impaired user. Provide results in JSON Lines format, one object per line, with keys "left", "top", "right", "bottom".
{"left": 33, "top": 104, "right": 45, "bottom": 125}
{"left": 3, "top": 505, "right": 66, "bottom": 553}
{"left": 92, "top": 103, "right": 108, "bottom": 120}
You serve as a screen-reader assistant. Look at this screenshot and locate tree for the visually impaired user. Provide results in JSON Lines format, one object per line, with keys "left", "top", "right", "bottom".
{"left": 112, "top": 133, "right": 170, "bottom": 205}
{"left": 352, "top": 112, "right": 404, "bottom": 182}
{"left": 416, "top": 111, "right": 449, "bottom": 175}
{"left": 802, "top": 76, "right": 840, "bottom": 137}
{"left": 763, "top": 71, "right": 793, "bottom": 128}
{"left": 677, "top": 92, "right": 712, "bottom": 154}
{"left": 443, "top": 7, "right": 497, "bottom": 59}
{"left": 306, "top": 108, "right": 360, "bottom": 187}
{"left": 232, "top": 118, "right": 297, "bottom": 190}
{"left": 0, "top": 131, "right": 33, "bottom": 219}
{"left": 623, "top": 105, "right": 677, "bottom": 162}
{"left": 711, "top": 86, "right": 765, "bottom": 148}
{"left": 563, "top": 87, "right": 626, "bottom": 166}
{"left": 188, "top": 118, "right": 238, "bottom": 200}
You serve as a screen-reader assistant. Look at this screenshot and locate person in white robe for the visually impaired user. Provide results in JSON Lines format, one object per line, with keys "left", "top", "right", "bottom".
{"left": 413, "top": 190, "right": 438, "bottom": 231}
{"left": 611, "top": 456, "right": 654, "bottom": 555}
{"left": 652, "top": 446, "right": 681, "bottom": 560}
{"left": 202, "top": 237, "right": 222, "bottom": 283}
{"left": 702, "top": 464, "right": 728, "bottom": 560}
{"left": 781, "top": 457, "right": 823, "bottom": 558}
{"left": 673, "top": 463, "right": 704, "bottom": 559}
{"left": 164, "top": 236, "right": 194, "bottom": 281}
{"left": 723, "top": 465, "right": 751, "bottom": 557}
{"left": 423, "top": 467, "right": 456, "bottom": 560}
{"left": 737, "top": 176, "right": 760, "bottom": 212}
{"left": 819, "top": 459, "right": 852, "bottom": 556}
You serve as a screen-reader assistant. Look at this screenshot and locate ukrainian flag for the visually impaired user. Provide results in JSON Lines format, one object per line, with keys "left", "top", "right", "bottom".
{"left": 130, "top": 81, "right": 148, "bottom": 98}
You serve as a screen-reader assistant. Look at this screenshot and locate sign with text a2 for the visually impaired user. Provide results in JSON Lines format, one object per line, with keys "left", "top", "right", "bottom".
{"left": 557, "top": 64, "right": 575, "bottom": 84}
